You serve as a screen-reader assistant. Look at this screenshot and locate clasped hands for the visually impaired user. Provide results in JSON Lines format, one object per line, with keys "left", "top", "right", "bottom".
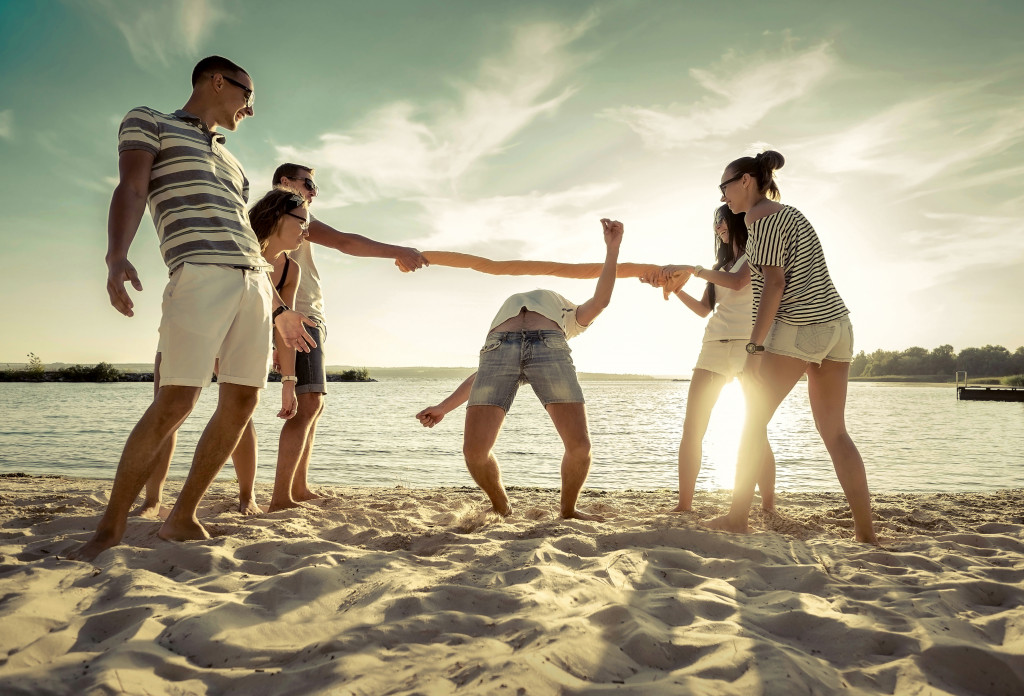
{"left": 639, "top": 265, "right": 693, "bottom": 299}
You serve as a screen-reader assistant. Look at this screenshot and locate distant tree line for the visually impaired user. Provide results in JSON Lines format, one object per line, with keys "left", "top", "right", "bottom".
{"left": 850, "top": 344, "right": 1024, "bottom": 378}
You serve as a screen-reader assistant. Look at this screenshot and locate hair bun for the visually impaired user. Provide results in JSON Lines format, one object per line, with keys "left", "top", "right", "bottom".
{"left": 756, "top": 150, "right": 785, "bottom": 171}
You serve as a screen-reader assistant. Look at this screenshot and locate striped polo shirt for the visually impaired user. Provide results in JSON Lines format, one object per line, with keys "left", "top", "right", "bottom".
{"left": 117, "top": 107, "right": 268, "bottom": 272}
{"left": 746, "top": 205, "right": 848, "bottom": 325}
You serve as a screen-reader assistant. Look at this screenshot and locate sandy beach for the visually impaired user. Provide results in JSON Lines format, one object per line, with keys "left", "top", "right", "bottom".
{"left": 1, "top": 475, "right": 1022, "bottom": 695}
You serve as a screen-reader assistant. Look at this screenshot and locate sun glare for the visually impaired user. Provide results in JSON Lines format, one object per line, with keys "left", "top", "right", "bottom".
{"left": 703, "top": 380, "right": 745, "bottom": 490}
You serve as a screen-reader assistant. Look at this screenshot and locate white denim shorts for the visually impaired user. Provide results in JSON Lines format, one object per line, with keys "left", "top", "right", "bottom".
{"left": 694, "top": 339, "right": 747, "bottom": 380}
{"left": 765, "top": 316, "right": 854, "bottom": 365}
{"left": 157, "top": 263, "right": 274, "bottom": 388}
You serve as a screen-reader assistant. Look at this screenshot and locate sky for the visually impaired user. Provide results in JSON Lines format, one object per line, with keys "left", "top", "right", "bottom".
{"left": 1, "top": 0, "right": 1022, "bottom": 376}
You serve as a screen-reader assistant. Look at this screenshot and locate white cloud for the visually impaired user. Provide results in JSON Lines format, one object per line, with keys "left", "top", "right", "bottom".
{"left": 410, "top": 182, "right": 621, "bottom": 258}
{"left": 94, "top": 0, "right": 228, "bottom": 70}
{"left": 788, "top": 67, "right": 1024, "bottom": 193}
{"left": 604, "top": 38, "right": 835, "bottom": 150}
{"left": 276, "top": 18, "right": 594, "bottom": 207}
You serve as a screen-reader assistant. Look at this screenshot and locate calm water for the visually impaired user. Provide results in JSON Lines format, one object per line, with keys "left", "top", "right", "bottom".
{"left": 1, "top": 380, "right": 1022, "bottom": 493}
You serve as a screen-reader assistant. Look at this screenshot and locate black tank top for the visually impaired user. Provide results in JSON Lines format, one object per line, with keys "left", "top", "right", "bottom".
{"left": 275, "top": 255, "right": 291, "bottom": 293}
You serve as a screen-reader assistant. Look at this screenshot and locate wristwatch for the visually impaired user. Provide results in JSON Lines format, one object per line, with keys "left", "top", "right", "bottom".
{"left": 693, "top": 265, "right": 705, "bottom": 278}
{"left": 745, "top": 342, "right": 765, "bottom": 354}
{"left": 272, "top": 304, "right": 289, "bottom": 322}
{"left": 280, "top": 375, "right": 298, "bottom": 383}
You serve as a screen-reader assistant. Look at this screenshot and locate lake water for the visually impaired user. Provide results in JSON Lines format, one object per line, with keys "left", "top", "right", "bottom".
{"left": 1, "top": 380, "right": 1021, "bottom": 493}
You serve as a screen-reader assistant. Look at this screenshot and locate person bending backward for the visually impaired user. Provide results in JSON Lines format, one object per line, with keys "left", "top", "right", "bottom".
{"left": 705, "top": 150, "right": 877, "bottom": 544}
{"left": 416, "top": 219, "right": 624, "bottom": 521}
{"left": 137, "top": 163, "right": 429, "bottom": 515}
{"left": 69, "top": 56, "right": 316, "bottom": 562}
{"left": 642, "top": 205, "right": 776, "bottom": 513}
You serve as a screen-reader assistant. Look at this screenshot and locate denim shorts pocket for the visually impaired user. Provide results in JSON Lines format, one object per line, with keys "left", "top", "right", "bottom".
{"left": 479, "top": 338, "right": 502, "bottom": 354}
{"left": 542, "top": 335, "right": 571, "bottom": 352}
{"left": 795, "top": 323, "right": 836, "bottom": 355}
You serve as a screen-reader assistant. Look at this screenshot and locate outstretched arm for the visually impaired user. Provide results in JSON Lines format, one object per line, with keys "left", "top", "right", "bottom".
{"left": 694, "top": 260, "right": 750, "bottom": 291}
{"left": 416, "top": 373, "right": 477, "bottom": 427}
{"left": 306, "top": 219, "right": 428, "bottom": 272}
{"left": 576, "top": 219, "right": 624, "bottom": 327}
{"left": 106, "top": 149, "right": 154, "bottom": 317}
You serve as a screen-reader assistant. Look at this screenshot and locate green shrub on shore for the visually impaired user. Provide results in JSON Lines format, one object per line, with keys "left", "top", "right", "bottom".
{"left": 1004, "top": 375, "right": 1024, "bottom": 388}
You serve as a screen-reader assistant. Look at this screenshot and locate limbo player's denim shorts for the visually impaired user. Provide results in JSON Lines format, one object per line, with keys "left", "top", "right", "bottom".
{"left": 467, "top": 330, "right": 585, "bottom": 412}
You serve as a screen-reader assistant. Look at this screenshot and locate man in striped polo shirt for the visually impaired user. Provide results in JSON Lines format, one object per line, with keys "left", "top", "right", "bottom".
{"left": 71, "top": 56, "right": 316, "bottom": 562}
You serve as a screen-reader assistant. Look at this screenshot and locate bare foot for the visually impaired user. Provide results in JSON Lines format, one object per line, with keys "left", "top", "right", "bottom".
{"left": 856, "top": 530, "right": 880, "bottom": 545}
{"left": 292, "top": 488, "right": 322, "bottom": 502}
{"left": 267, "top": 498, "right": 307, "bottom": 513}
{"left": 157, "top": 517, "right": 210, "bottom": 542}
{"left": 239, "top": 498, "right": 261, "bottom": 516}
{"left": 67, "top": 527, "right": 122, "bottom": 562}
{"left": 666, "top": 503, "right": 693, "bottom": 513}
{"left": 492, "top": 504, "right": 513, "bottom": 517}
{"left": 702, "top": 513, "right": 750, "bottom": 534}
{"left": 132, "top": 500, "right": 162, "bottom": 519}
{"left": 562, "top": 509, "right": 604, "bottom": 522}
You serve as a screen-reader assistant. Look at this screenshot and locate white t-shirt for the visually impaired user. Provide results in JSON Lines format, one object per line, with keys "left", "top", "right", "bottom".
{"left": 488, "top": 289, "right": 590, "bottom": 339}
{"left": 289, "top": 216, "right": 325, "bottom": 324}
{"left": 703, "top": 253, "right": 753, "bottom": 342}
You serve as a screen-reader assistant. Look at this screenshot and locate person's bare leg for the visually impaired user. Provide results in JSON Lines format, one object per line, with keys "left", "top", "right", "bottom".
{"left": 463, "top": 405, "right": 512, "bottom": 515}
{"left": 68, "top": 385, "right": 201, "bottom": 561}
{"left": 137, "top": 352, "right": 175, "bottom": 517}
{"left": 267, "top": 393, "right": 320, "bottom": 511}
{"left": 757, "top": 444, "right": 777, "bottom": 512}
{"left": 158, "top": 383, "right": 260, "bottom": 542}
{"left": 545, "top": 402, "right": 602, "bottom": 521}
{"left": 806, "top": 359, "right": 878, "bottom": 544}
{"left": 705, "top": 353, "right": 805, "bottom": 533}
{"left": 231, "top": 419, "right": 260, "bottom": 515}
{"left": 290, "top": 392, "right": 324, "bottom": 502}
{"left": 673, "top": 369, "right": 726, "bottom": 512}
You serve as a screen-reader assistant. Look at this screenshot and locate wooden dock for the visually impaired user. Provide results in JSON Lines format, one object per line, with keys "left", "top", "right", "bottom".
{"left": 956, "top": 371, "right": 1024, "bottom": 402}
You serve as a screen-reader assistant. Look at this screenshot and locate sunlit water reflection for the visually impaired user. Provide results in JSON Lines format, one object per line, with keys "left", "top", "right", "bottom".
{"left": 1, "top": 380, "right": 1021, "bottom": 493}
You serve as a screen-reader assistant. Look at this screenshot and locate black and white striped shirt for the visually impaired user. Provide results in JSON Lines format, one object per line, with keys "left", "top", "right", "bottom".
{"left": 747, "top": 205, "right": 848, "bottom": 325}
{"left": 118, "top": 107, "right": 268, "bottom": 273}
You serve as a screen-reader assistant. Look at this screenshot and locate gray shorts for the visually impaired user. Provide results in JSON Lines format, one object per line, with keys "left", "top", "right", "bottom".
{"left": 296, "top": 322, "right": 327, "bottom": 395}
{"left": 765, "top": 316, "right": 854, "bottom": 365}
{"left": 468, "top": 330, "right": 584, "bottom": 412}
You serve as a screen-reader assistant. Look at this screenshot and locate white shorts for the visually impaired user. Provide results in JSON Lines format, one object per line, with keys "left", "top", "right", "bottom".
{"left": 157, "top": 263, "right": 273, "bottom": 388}
{"left": 765, "top": 316, "right": 854, "bottom": 365}
{"left": 694, "top": 339, "right": 747, "bottom": 380}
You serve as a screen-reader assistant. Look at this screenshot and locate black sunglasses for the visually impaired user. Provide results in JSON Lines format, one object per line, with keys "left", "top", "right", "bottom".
{"left": 718, "top": 173, "right": 744, "bottom": 195}
{"left": 285, "top": 175, "right": 318, "bottom": 195}
{"left": 286, "top": 211, "right": 310, "bottom": 230}
{"left": 221, "top": 75, "right": 254, "bottom": 108}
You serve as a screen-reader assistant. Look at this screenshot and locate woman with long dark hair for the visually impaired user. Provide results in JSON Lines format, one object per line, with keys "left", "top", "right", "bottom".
{"left": 644, "top": 205, "right": 775, "bottom": 512}
{"left": 708, "top": 150, "right": 877, "bottom": 543}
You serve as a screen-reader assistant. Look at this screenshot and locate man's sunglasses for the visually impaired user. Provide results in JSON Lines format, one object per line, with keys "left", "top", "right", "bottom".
{"left": 221, "top": 75, "right": 254, "bottom": 108}
{"left": 285, "top": 176, "right": 318, "bottom": 195}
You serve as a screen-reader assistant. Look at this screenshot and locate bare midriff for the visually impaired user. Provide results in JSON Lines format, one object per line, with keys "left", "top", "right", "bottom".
{"left": 491, "top": 308, "right": 560, "bottom": 333}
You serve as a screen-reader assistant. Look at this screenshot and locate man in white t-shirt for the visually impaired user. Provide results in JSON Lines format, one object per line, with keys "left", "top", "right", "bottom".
{"left": 416, "top": 220, "right": 623, "bottom": 520}
{"left": 270, "top": 163, "right": 428, "bottom": 510}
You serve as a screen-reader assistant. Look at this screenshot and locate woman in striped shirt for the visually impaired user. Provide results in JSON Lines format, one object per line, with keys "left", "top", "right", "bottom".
{"left": 706, "top": 150, "right": 877, "bottom": 544}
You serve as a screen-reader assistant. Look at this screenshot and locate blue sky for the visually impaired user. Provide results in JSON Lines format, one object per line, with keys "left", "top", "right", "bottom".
{"left": 1, "top": 0, "right": 1022, "bottom": 375}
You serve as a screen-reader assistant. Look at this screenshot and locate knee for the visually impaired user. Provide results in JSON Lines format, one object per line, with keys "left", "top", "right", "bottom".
{"left": 463, "top": 440, "right": 493, "bottom": 465}
{"left": 297, "top": 393, "right": 324, "bottom": 421}
{"left": 564, "top": 435, "right": 592, "bottom": 462}
{"left": 814, "top": 419, "right": 849, "bottom": 447}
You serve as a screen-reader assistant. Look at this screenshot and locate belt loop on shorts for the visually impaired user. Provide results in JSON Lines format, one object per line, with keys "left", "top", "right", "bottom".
{"left": 230, "top": 264, "right": 262, "bottom": 273}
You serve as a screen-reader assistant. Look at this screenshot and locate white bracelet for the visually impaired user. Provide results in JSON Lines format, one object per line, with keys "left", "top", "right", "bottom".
{"left": 693, "top": 265, "right": 705, "bottom": 278}
{"left": 281, "top": 375, "right": 298, "bottom": 383}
